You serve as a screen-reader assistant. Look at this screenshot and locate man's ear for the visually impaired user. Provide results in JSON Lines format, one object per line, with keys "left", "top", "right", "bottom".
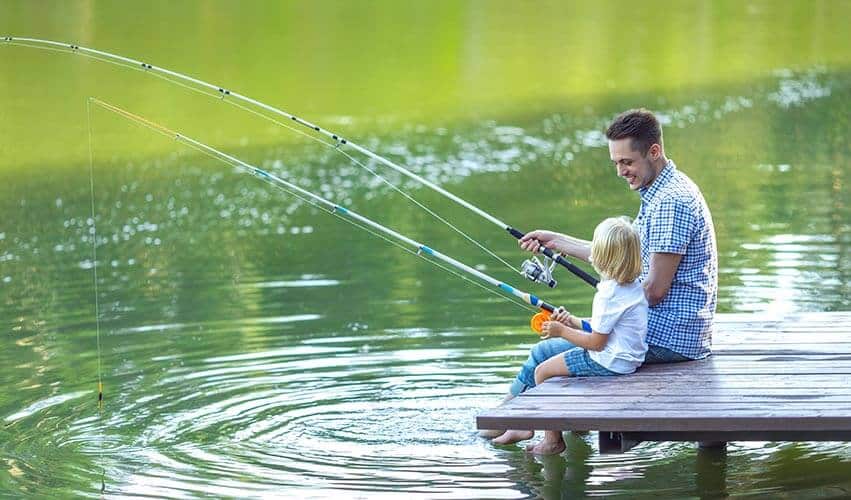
{"left": 649, "top": 143, "right": 661, "bottom": 160}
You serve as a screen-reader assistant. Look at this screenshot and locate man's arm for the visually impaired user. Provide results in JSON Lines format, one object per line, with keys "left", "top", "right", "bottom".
{"left": 645, "top": 252, "right": 682, "bottom": 306}
{"left": 519, "top": 230, "right": 592, "bottom": 263}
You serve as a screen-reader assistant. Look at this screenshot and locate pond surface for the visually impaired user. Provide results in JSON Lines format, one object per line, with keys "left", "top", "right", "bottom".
{"left": 1, "top": 1, "right": 850, "bottom": 498}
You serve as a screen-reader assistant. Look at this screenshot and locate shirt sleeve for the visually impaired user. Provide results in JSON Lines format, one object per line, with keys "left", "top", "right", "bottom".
{"left": 647, "top": 197, "right": 695, "bottom": 255}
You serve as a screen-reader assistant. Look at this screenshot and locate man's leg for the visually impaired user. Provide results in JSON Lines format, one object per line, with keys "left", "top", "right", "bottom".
{"left": 642, "top": 344, "right": 693, "bottom": 364}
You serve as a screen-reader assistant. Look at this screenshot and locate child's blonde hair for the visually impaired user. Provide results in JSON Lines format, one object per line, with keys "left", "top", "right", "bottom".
{"left": 589, "top": 217, "right": 642, "bottom": 285}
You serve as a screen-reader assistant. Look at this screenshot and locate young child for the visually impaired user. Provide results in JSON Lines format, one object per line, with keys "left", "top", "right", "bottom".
{"left": 489, "top": 216, "right": 648, "bottom": 455}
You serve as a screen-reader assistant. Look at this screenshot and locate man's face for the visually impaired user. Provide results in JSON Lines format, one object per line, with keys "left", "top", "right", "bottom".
{"left": 609, "top": 138, "right": 658, "bottom": 191}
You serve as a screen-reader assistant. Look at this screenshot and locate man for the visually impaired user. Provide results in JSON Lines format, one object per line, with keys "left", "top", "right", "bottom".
{"left": 520, "top": 108, "right": 718, "bottom": 363}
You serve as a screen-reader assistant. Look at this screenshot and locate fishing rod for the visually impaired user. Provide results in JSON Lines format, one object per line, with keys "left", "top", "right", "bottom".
{"left": 2, "top": 35, "right": 599, "bottom": 289}
{"left": 86, "top": 98, "right": 594, "bottom": 334}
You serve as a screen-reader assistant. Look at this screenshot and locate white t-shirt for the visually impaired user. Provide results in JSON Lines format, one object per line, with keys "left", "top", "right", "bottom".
{"left": 587, "top": 279, "right": 649, "bottom": 374}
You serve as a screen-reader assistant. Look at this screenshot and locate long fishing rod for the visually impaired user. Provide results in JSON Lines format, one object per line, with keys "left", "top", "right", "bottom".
{"left": 87, "top": 98, "right": 594, "bottom": 333}
{"left": 2, "top": 35, "right": 599, "bottom": 289}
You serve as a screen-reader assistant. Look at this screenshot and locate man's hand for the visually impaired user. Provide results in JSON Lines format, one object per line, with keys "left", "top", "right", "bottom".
{"left": 519, "top": 230, "right": 565, "bottom": 253}
{"left": 518, "top": 229, "right": 592, "bottom": 263}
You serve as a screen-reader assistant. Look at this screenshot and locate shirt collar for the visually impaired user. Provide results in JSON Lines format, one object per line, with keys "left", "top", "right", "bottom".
{"left": 639, "top": 159, "right": 676, "bottom": 203}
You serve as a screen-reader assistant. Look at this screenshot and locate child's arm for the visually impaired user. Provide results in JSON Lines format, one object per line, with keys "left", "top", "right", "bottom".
{"left": 551, "top": 307, "right": 592, "bottom": 332}
{"left": 542, "top": 321, "right": 609, "bottom": 351}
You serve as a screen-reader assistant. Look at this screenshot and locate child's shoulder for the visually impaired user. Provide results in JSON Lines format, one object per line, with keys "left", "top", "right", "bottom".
{"left": 607, "top": 279, "right": 642, "bottom": 292}
{"left": 596, "top": 279, "right": 639, "bottom": 302}
{"left": 594, "top": 279, "right": 617, "bottom": 297}
{"left": 607, "top": 280, "right": 646, "bottom": 303}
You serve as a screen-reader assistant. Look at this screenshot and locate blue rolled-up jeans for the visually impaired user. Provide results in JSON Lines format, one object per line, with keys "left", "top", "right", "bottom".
{"left": 509, "top": 338, "right": 577, "bottom": 396}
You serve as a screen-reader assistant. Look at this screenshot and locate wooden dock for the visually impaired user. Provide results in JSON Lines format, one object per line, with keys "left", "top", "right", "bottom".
{"left": 477, "top": 311, "right": 851, "bottom": 452}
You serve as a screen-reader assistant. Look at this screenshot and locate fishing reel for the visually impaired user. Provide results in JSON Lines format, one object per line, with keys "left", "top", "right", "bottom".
{"left": 520, "top": 254, "right": 558, "bottom": 288}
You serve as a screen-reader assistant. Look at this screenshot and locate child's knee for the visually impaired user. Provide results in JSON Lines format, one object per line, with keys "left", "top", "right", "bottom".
{"left": 529, "top": 342, "right": 546, "bottom": 364}
{"left": 531, "top": 339, "right": 556, "bottom": 363}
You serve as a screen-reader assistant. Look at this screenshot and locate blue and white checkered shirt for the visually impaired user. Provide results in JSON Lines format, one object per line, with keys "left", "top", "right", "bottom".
{"left": 634, "top": 160, "right": 717, "bottom": 359}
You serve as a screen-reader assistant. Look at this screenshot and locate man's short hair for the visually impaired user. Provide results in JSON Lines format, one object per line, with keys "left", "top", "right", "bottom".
{"left": 605, "top": 109, "right": 663, "bottom": 155}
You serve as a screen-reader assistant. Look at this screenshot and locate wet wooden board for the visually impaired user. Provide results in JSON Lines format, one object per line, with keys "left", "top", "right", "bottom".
{"left": 477, "top": 311, "right": 851, "bottom": 438}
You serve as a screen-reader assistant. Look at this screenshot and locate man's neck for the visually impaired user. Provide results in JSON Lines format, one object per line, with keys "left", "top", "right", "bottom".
{"left": 652, "top": 155, "right": 669, "bottom": 173}
{"left": 644, "top": 155, "right": 669, "bottom": 189}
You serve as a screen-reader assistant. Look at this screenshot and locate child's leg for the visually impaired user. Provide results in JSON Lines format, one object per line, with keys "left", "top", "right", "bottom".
{"left": 527, "top": 348, "right": 621, "bottom": 454}
{"left": 533, "top": 351, "right": 571, "bottom": 384}
{"left": 491, "top": 339, "right": 574, "bottom": 443}
{"left": 486, "top": 339, "right": 575, "bottom": 441}
{"left": 524, "top": 353, "right": 571, "bottom": 455}
{"left": 510, "top": 338, "right": 576, "bottom": 396}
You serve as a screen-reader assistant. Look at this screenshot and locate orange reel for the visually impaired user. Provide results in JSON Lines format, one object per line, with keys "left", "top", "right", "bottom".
{"left": 530, "top": 310, "right": 552, "bottom": 335}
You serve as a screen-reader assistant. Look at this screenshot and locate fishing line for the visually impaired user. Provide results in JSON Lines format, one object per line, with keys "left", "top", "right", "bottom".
{"left": 87, "top": 98, "right": 537, "bottom": 313}
{"left": 85, "top": 94, "right": 107, "bottom": 496}
{"left": 3, "top": 37, "right": 597, "bottom": 287}
{"left": 85, "top": 99, "right": 104, "bottom": 408}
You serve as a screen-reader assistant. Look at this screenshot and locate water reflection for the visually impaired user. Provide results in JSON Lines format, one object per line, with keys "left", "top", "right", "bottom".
{"left": 695, "top": 446, "right": 728, "bottom": 499}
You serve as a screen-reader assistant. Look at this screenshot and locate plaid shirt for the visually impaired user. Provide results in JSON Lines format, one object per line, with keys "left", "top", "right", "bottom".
{"left": 634, "top": 160, "right": 718, "bottom": 359}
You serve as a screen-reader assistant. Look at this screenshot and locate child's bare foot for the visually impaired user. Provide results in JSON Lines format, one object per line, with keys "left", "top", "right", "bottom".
{"left": 491, "top": 429, "right": 534, "bottom": 445}
{"left": 525, "top": 431, "right": 566, "bottom": 455}
{"left": 525, "top": 439, "right": 566, "bottom": 455}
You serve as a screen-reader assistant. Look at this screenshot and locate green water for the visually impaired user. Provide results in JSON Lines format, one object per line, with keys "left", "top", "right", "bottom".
{"left": 2, "top": 1, "right": 851, "bottom": 498}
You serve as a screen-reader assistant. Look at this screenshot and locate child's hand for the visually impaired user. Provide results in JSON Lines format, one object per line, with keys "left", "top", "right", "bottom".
{"left": 551, "top": 306, "right": 572, "bottom": 326}
{"left": 541, "top": 320, "right": 568, "bottom": 340}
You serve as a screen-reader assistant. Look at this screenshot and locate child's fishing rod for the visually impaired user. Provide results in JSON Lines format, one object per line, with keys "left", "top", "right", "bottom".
{"left": 87, "top": 98, "right": 594, "bottom": 334}
{"left": 2, "top": 36, "right": 599, "bottom": 289}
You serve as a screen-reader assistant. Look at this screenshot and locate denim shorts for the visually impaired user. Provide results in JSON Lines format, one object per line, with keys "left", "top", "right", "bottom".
{"left": 563, "top": 347, "right": 619, "bottom": 377}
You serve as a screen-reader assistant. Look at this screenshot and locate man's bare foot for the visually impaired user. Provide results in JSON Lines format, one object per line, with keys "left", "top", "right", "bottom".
{"left": 525, "top": 438, "right": 566, "bottom": 455}
{"left": 478, "top": 429, "right": 505, "bottom": 439}
{"left": 492, "top": 429, "right": 534, "bottom": 445}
